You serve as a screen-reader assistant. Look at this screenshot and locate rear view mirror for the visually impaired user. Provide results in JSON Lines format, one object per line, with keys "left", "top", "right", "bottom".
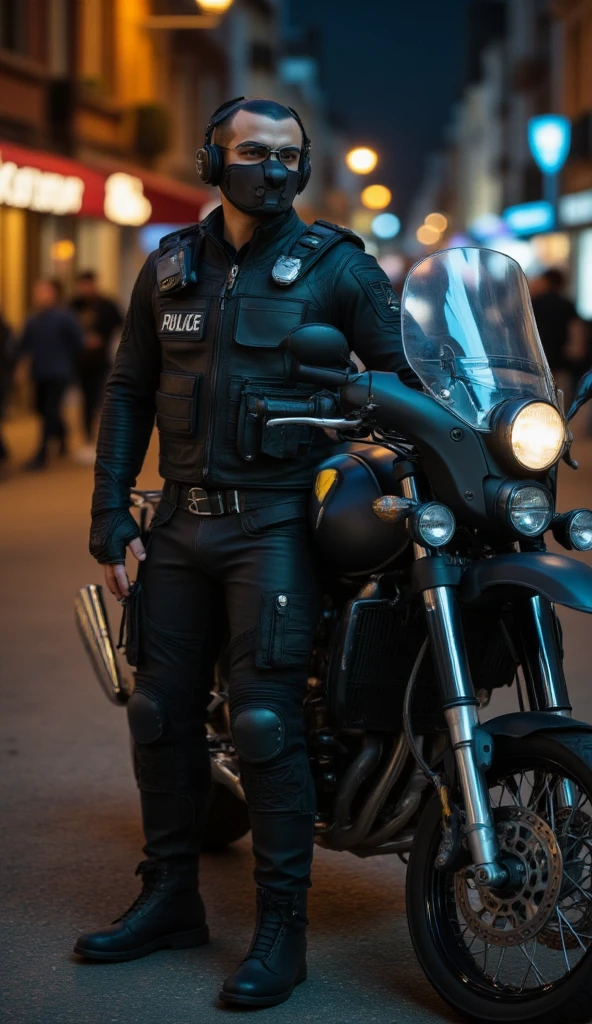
{"left": 282, "top": 323, "right": 351, "bottom": 368}
{"left": 567, "top": 368, "right": 592, "bottom": 422}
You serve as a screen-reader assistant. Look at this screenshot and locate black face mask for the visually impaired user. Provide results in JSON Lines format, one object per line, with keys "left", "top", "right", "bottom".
{"left": 220, "top": 159, "right": 300, "bottom": 217}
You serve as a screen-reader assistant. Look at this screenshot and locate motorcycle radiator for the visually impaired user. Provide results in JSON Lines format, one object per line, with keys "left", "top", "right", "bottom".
{"left": 327, "top": 597, "right": 516, "bottom": 733}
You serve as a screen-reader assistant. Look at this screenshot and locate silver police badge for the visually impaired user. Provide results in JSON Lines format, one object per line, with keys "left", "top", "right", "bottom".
{"left": 272, "top": 255, "right": 302, "bottom": 286}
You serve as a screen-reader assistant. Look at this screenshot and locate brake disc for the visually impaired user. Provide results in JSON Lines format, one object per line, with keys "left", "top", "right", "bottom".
{"left": 538, "top": 808, "right": 592, "bottom": 951}
{"left": 455, "top": 805, "right": 562, "bottom": 948}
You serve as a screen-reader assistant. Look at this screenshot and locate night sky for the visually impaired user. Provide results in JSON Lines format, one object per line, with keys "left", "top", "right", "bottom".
{"left": 288, "top": 0, "right": 474, "bottom": 219}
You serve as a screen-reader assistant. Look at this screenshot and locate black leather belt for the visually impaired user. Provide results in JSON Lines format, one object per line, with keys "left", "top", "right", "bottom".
{"left": 163, "top": 481, "right": 305, "bottom": 517}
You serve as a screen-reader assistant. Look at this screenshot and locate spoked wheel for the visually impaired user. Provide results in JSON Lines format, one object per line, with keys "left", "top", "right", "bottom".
{"left": 406, "top": 732, "right": 592, "bottom": 1023}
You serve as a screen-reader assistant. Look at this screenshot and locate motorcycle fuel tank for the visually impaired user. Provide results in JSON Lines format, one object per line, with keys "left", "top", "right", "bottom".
{"left": 310, "top": 445, "right": 410, "bottom": 576}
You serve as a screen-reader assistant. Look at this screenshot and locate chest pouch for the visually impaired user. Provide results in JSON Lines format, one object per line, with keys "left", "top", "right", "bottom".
{"left": 156, "top": 237, "right": 198, "bottom": 294}
{"left": 237, "top": 386, "right": 338, "bottom": 461}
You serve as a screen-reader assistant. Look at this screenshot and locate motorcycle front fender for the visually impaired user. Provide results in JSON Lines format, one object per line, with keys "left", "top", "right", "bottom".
{"left": 483, "top": 710, "right": 592, "bottom": 739}
{"left": 459, "top": 551, "right": 592, "bottom": 613}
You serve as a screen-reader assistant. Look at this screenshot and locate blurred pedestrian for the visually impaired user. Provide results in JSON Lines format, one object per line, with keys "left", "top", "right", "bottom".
{"left": 70, "top": 271, "right": 123, "bottom": 465}
{"left": 0, "top": 309, "right": 16, "bottom": 467}
{"left": 16, "top": 278, "right": 83, "bottom": 471}
{"left": 531, "top": 268, "right": 588, "bottom": 406}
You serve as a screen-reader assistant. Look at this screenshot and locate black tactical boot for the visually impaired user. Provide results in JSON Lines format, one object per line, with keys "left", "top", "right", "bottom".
{"left": 220, "top": 810, "right": 314, "bottom": 1006}
{"left": 73, "top": 860, "right": 209, "bottom": 962}
{"left": 219, "top": 887, "right": 308, "bottom": 1007}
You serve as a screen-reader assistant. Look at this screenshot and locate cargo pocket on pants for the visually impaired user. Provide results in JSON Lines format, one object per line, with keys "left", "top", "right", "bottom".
{"left": 256, "top": 592, "right": 319, "bottom": 670}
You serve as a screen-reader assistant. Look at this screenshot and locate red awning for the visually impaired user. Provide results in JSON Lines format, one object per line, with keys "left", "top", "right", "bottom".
{"left": 0, "top": 141, "right": 211, "bottom": 224}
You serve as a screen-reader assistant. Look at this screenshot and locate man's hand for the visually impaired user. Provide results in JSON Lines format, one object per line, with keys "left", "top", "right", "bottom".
{"left": 104, "top": 537, "right": 146, "bottom": 600}
{"left": 89, "top": 509, "right": 145, "bottom": 590}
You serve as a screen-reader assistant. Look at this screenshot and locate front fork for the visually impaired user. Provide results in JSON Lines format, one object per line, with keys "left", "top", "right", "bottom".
{"left": 401, "top": 473, "right": 573, "bottom": 885}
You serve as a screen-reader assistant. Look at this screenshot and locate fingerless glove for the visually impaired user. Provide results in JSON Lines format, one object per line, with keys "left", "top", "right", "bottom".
{"left": 89, "top": 509, "right": 140, "bottom": 565}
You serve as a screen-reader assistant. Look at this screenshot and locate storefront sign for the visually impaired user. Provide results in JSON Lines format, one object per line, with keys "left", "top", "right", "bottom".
{"left": 0, "top": 152, "right": 85, "bottom": 214}
{"left": 503, "top": 201, "right": 555, "bottom": 236}
{"left": 559, "top": 190, "right": 592, "bottom": 227}
{"left": 0, "top": 140, "right": 208, "bottom": 225}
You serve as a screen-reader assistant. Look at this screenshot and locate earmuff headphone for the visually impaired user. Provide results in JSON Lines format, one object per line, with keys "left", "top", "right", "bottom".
{"left": 195, "top": 96, "right": 312, "bottom": 194}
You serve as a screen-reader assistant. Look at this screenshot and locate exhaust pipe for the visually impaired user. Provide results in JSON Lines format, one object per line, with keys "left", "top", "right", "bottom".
{"left": 74, "top": 585, "right": 131, "bottom": 705}
{"left": 325, "top": 734, "right": 410, "bottom": 851}
{"left": 211, "top": 750, "right": 245, "bottom": 802}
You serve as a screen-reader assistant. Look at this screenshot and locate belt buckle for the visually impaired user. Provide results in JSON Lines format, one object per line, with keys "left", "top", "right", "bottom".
{"left": 187, "top": 487, "right": 223, "bottom": 516}
{"left": 227, "top": 489, "right": 240, "bottom": 514}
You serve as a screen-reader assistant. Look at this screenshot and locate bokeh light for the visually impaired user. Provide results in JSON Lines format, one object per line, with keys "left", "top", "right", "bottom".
{"left": 379, "top": 253, "right": 405, "bottom": 280}
{"left": 196, "top": 0, "right": 235, "bottom": 12}
{"left": 50, "top": 239, "right": 75, "bottom": 261}
{"left": 425, "top": 212, "right": 448, "bottom": 232}
{"left": 345, "top": 147, "right": 378, "bottom": 174}
{"left": 416, "top": 224, "right": 441, "bottom": 245}
{"left": 371, "top": 212, "right": 401, "bottom": 239}
{"left": 361, "top": 184, "right": 392, "bottom": 210}
{"left": 350, "top": 209, "right": 375, "bottom": 235}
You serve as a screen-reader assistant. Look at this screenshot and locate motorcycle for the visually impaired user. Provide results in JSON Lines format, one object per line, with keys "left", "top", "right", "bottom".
{"left": 76, "top": 247, "right": 592, "bottom": 1022}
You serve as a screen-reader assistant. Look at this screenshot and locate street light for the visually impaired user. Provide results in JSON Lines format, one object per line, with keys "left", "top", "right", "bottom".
{"left": 346, "top": 147, "right": 378, "bottom": 174}
{"left": 143, "top": 0, "right": 234, "bottom": 28}
{"left": 361, "top": 184, "right": 391, "bottom": 210}
{"left": 528, "top": 114, "right": 571, "bottom": 226}
{"left": 196, "top": 0, "right": 235, "bottom": 10}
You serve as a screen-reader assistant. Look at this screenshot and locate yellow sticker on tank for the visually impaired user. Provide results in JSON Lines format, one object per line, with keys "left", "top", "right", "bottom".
{"left": 315, "top": 468, "right": 338, "bottom": 504}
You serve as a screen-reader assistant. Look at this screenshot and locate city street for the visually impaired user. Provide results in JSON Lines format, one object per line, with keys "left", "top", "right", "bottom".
{"left": 2, "top": 409, "right": 592, "bottom": 1024}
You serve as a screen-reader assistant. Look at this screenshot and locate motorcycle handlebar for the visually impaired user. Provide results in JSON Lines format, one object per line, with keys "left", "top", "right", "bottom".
{"left": 289, "top": 362, "right": 353, "bottom": 388}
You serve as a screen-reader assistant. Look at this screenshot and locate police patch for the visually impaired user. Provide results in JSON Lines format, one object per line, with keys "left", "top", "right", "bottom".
{"left": 369, "top": 279, "right": 400, "bottom": 313}
{"left": 159, "top": 310, "right": 205, "bottom": 338}
{"left": 350, "top": 263, "right": 401, "bottom": 325}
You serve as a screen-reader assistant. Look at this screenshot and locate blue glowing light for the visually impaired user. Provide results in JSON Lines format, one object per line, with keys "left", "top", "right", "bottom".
{"left": 371, "top": 213, "right": 401, "bottom": 239}
{"left": 503, "top": 201, "right": 555, "bottom": 236}
{"left": 528, "top": 115, "right": 571, "bottom": 175}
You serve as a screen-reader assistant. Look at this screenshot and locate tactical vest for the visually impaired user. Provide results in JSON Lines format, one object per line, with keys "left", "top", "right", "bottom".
{"left": 151, "top": 211, "right": 364, "bottom": 490}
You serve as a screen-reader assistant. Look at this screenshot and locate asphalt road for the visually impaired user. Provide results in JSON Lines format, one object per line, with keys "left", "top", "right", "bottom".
{"left": 2, "top": 409, "right": 592, "bottom": 1024}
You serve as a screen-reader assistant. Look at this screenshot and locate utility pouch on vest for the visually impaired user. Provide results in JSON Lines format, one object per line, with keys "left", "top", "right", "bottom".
{"left": 237, "top": 387, "right": 338, "bottom": 461}
{"left": 156, "top": 236, "right": 198, "bottom": 294}
{"left": 155, "top": 371, "right": 201, "bottom": 437}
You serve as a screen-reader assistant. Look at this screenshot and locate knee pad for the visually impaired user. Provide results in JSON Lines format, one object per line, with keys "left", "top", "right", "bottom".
{"left": 127, "top": 690, "right": 165, "bottom": 745}
{"left": 231, "top": 706, "right": 284, "bottom": 763}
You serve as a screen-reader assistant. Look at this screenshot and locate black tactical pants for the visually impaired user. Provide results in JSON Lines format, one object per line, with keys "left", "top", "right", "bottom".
{"left": 128, "top": 494, "right": 319, "bottom": 895}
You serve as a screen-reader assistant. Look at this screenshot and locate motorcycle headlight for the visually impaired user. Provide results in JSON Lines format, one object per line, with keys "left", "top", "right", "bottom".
{"left": 552, "top": 509, "right": 592, "bottom": 551}
{"left": 493, "top": 399, "right": 565, "bottom": 472}
{"left": 410, "top": 502, "right": 456, "bottom": 547}
{"left": 498, "top": 482, "right": 554, "bottom": 537}
{"left": 569, "top": 510, "right": 592, "bottom": 550}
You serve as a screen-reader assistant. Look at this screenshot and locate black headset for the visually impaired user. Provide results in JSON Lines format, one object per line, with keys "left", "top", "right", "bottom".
{"left": 195, "top": 96, "right": 312, "bottom": 194}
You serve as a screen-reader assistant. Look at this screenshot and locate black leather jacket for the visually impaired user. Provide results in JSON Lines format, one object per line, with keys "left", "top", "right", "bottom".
{"left": 92, "top": 206, "right": 415, "bottom": 515}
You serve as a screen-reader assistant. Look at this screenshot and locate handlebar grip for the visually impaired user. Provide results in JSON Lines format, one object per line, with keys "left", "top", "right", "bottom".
{"left": 289, "top": 363, "right": 352, "bottom": 388}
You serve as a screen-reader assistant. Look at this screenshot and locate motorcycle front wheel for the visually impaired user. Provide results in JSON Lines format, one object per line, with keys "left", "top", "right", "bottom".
{"left": 406, "top": 731, "right": 592, "bottom": 1024}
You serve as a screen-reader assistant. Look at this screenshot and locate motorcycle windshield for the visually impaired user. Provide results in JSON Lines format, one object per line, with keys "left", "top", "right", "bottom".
{"left": 401, "top": 247, "right": 556, "bottom": 429}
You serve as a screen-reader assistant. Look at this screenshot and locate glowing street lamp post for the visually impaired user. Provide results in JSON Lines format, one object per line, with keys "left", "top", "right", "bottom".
{"left": 527, "top": 115, "right": 571, "bottom": 228}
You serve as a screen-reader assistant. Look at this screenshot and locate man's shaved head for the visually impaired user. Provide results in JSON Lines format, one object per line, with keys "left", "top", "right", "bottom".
{"left": 213, "top": 99, "right": 302, "bottom": 147}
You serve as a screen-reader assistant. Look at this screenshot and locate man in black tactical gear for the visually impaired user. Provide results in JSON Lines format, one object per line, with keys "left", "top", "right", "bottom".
{"left": 74, "top": 97, "right": 414, "bottom": 1007}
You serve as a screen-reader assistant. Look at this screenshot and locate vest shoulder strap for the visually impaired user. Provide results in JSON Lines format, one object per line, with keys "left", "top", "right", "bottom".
{"left": 271, "top": 220, "right": 365, "bottom": 287}
{"left": 157, "top": 223, "right": 200, "bottom": 256}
